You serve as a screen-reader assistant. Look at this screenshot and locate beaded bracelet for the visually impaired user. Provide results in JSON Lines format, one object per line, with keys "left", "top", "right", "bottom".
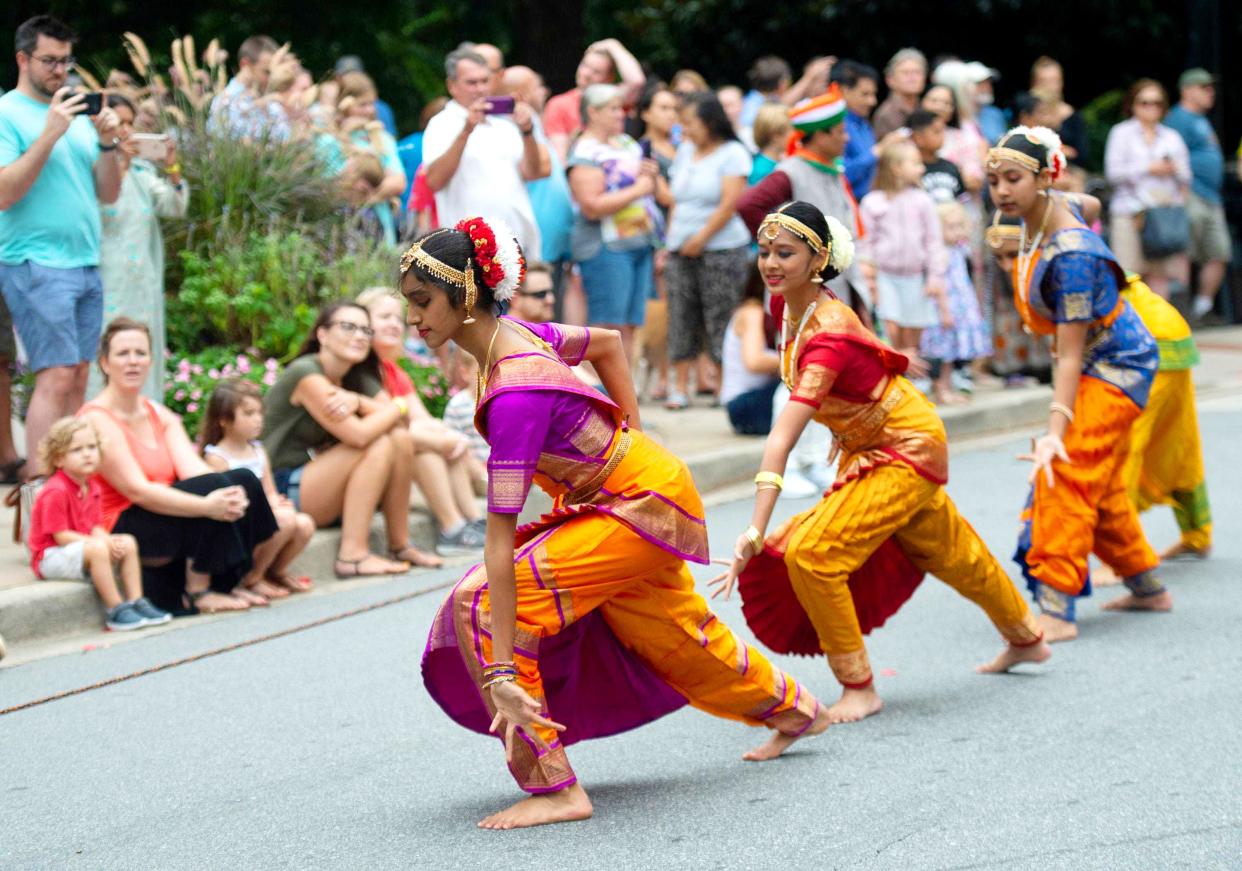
{"left": 482, "top": 674, "right": 517, "bottom": 690}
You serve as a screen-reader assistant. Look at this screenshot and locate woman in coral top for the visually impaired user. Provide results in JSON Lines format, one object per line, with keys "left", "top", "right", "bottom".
{"left": 713, "top": 202, "right": 1049, "bottom": 725}
{"left": 80, "top": 318, "right": 278, "bottom": 615}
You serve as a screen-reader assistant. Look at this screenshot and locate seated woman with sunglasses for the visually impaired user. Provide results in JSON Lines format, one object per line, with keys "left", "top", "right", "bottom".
{"left": 262, "top": 302, "right": 439, "bottom": 577}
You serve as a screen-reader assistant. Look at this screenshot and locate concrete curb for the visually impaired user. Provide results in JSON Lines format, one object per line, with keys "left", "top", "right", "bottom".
{"left": 0, "top": 383, "right": 1115, "bottom": 659}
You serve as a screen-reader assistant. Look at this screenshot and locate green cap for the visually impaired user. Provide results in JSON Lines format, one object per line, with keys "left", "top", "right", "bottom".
{"left": 1179, "top": 68, "right": 1215, "bottom": 89}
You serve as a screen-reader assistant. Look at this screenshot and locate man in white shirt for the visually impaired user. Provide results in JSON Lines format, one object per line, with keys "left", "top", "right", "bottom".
{"left": 422, "top": 47, "right": 549, "bottom": 257}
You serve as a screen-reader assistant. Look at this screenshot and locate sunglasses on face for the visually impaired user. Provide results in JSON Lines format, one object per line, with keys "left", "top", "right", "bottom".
{"left": 330, "top": 321, "right": 374, "bottom": 337}
{"left": 1135, "top": 99, "right": 1164, "bottom": 108}
{"left": 518, "top": 289, "right": 553, "bottom": 299}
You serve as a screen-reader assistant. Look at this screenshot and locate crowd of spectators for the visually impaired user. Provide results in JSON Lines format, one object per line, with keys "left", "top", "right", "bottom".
{"left": 1, "top": 12, "right": 1239, "bottom": 626}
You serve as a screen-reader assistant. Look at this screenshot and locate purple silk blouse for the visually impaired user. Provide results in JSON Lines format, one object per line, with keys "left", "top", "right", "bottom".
{"left": 480, "top": 319, "right": 611, "bottom": 514}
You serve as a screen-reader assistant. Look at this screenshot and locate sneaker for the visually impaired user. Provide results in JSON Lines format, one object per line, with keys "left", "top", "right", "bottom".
{"left": 131, "top": 596, "right": 172, "bottom": 626}
{"left": 437, "top": 522, "right": 486, "bottom": 556}
{"left": 950, "top": 367, "right": 974, "bottom": 394}
{"left": 105, "top": 601, "right": 147, "bottom": 632}
{"left": 782, "top": 468, "right": 820, "bottom": 499}
{"left": 467, "top": 517, "right": 487, "bottom": 537}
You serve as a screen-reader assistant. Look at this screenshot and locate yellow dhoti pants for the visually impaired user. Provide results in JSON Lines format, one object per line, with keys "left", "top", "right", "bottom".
{"left": 1123, "top": 369, "right": 1212, "bottom": 551}
{"left": 783, "top": 462, "right": 1039, "bottom": 688}
{"left": 449, "top": 511, "right": 819, "bottom": 793}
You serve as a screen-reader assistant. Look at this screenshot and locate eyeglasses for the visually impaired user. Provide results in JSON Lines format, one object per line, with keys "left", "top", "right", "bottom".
{"left": 329, "top": 321, "right": 374, "bottom": 338}
{"left": 518, "top": 289, "right": 553, "bottom": 299}
{"left": 29, "top": 54, "right": 75, "bottom": 70}
{"left": 1134, "top": 99, "right": 1164, "bottom": 108}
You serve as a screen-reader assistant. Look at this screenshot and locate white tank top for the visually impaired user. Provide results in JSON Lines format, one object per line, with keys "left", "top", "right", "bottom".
{"left": 204, "top": 441, "right": 267, "bottom": 481}
{"left": 719, "top": 310, "right": 777, "bottom": 405}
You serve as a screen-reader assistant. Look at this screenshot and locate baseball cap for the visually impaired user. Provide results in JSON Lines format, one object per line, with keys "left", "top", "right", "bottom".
{"left": 965, "top": 61, "right": 1000, "bottom": 83}
{"left": 1178, "top": 68, "right": 1215, "bottom": 89}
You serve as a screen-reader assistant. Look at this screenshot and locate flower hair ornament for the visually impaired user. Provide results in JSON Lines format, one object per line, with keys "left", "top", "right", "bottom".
{"left": 987, "top": 125, "right": 1067, "bottom": 182}
{"left": 398, "top": 217, "right": 526, "bottom": 324}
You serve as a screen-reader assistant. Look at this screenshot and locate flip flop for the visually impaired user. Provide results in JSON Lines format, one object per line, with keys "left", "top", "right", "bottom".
{"left": 334, "top": 555, "right": 409, "bottom": 579}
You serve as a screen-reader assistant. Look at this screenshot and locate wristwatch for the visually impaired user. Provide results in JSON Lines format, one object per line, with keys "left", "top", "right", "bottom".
{"left": 98, "top": 137, "right": 120, "bottom": 152}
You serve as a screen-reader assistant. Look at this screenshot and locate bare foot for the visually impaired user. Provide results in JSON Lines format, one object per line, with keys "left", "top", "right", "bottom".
{"left": 825, "top": 686, "right": 883, "bottom": 724}
{"left": 232, "top": 587, "right": 269, "bottom": 607}
{"left": 191, "top": 591, "right": 249, "bottom": 613}
{"left": 1160, "top": 541, "right": 1210, "bottom": 561}
{"left": 1102, "top": 590, "right": 1173, "bottom": 612}
{"left": 247, "top": 579, "right": 290, "bottom": 599}
{"left": 477, "top": 783, "right": 593, "bottom": 830}
{"left": 743, "top": 703, "right": 832, "bottom": 761}
{"left": 1092, "top": 564, "right": 1121, "bottom": 587}
{"left": 1035, "top": 613, "right": 1078, "bottom": 643}
{"left": 976, "top": 640, "right": 1053, "bottom": 673}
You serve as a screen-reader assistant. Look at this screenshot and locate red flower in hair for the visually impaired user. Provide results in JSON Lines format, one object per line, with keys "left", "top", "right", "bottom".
{"left": 456, "top": 217, "right": 504, "bottom": 288}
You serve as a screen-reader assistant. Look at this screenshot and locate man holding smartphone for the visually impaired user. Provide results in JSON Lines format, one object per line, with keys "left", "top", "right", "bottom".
{"left": 423, "top": 47, "right": 549, "bottom": 257}
{"left": 0, "top": 15, "right": 121, "bottom": 478}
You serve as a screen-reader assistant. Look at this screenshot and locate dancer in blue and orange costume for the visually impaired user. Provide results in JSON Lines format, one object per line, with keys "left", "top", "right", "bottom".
{"left": 988, "top": 195, "right": 1211, "bottom": 565}
{"left": 712, "top": 201, "right": 1050, "bottom": 726}
{"left": 406, "top": 217, "right": 828, "bottom": 830}
{"left": 984, "top": 126, "right": 1172, "bottom": 643}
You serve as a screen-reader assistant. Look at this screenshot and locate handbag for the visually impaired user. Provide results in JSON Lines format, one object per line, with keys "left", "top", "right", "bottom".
{"left": 5, "top": 478, "right": 45, "bottom": 558}
{"left": 1138, "top": 205, "right": 1190, "bottom": 260}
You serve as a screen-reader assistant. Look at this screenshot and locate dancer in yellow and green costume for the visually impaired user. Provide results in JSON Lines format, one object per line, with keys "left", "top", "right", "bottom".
{"left": 712, "top": 201, "right": 1050, "bottom": 726}
{"left": 985, "top": 126, "right": 1172, "bottom": 644}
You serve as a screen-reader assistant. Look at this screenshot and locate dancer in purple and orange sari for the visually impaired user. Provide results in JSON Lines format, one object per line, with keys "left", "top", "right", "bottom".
{"left": 406, "top": 217, "right": 828, "bottom": 831}
{"left": 712, "top": 201, "right": 1049, "bottom": 726}
{"left": 985, "top": 126, "right": 1171, "bottom": 644}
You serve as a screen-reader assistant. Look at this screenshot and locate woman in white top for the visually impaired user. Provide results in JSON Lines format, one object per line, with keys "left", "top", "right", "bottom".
{"left": 720, "top": 266, "right": 780, "bottom": 435}
{"left": 1105, "top": 79, "right": 1192, "bottom": 298}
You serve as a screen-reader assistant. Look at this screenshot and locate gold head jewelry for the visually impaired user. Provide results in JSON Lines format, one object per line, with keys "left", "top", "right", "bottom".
{"left": 985, "top": 223, "right": 1022, "bottom": 250}
{"left": 986, "top": 146, "right": 1041, "bottom": 175}
{"left": 399, "top": 231, "right": 479, "bottom": 324}
{"left": 759, "top": 212, "right": 825, "bottom": 254}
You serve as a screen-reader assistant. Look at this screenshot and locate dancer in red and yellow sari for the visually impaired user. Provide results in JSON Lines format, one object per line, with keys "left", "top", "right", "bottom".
{"left": 713, "top": 201, "right": 1049, "bottom": 726}
{"left": 403, "top": 218, "right": 827, "bottom": 830}
{"left": 985, "top": 126, "right": 1171, "bottom": 644}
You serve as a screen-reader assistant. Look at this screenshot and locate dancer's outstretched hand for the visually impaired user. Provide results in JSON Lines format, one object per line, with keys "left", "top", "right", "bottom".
{"left": 708, "top": 532, "right": 758, "bottom": 600}
{"left": 1018, "top": 433, "right": 1070, "bottom": 487}
{"left": 488, "top": 681, "right": 566, "bottom": 764}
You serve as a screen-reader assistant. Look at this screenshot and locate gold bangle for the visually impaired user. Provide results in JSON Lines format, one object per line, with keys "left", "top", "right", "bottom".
{"left": 743, "top": 525, "right": 764, "bottom": 555}
{"left": 1049, "top": 401, "right": 1074, "bottom": 424}
{"left": 753, "top": 471, "right": 784, "bottom": 491}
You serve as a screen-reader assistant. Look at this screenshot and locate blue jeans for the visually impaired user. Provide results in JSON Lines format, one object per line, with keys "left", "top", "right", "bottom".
{"left": 578, "top": 245, "right": 654, "bottom": 326}
{"left": 273, "top": 465, "right": 305, "bottom": 510}
{"left": 725, "top": 380, "right": 779, "bottom": 435}
{"left": 0, "top": 262, "right": 102, "bottom": 371}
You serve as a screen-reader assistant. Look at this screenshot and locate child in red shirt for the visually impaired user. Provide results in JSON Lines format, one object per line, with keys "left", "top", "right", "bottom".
{"left": 29, "top": 418, "right": 170, "bottom": 631}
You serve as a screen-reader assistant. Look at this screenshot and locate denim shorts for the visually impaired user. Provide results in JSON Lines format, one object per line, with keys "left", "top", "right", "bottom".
{"left": 273, "top": 465, "right": 305, "bottom": 510}
{"left": 0, "top": 262, "right": 103, "bottom": 371}
{"left": 578, "top": 245, "right": 653, "bottom": 326}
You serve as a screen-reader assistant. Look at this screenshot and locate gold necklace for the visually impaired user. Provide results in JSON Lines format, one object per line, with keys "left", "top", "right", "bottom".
{"left": 780, "top": 299, "right": 818, "bottom": 390}
{"left": 475, "top": 320, "right": 503, "bottom": 408}
{"left": 1016, "top": 196, "right": 1054, "bottom": 307}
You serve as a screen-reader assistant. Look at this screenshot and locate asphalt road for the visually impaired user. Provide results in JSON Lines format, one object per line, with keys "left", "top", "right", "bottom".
{"left": 3, "top": 394, "right": 1241, "bottom": 870}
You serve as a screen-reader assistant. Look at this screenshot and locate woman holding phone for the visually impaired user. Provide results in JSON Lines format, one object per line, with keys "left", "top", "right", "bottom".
{"left": 95, "top": 93, "right": 187, "bottom": 401}
{"left": 567, "top": 84, "right": 670, "bottom": 360}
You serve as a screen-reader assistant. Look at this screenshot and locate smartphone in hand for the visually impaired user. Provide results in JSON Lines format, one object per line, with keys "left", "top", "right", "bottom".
{"left": 640, "top": 139, "right": 653, "bottom": 160}
{"left": 130, "top": 133, "right": 171, "bottom": 162}
{"left": 485, "top": 96, "right": 515, "bottom": 115}
{"left": 79, "top": 92, "right": 103, "bottom": 116}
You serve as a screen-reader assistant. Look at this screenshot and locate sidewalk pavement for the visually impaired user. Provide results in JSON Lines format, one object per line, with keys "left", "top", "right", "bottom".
{"left": 3, "top": 326, "right": 1241, "bottom": 662}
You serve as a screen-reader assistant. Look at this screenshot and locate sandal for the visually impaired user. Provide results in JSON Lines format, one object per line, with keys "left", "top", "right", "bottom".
{"left": 390, "top": 545, "right": 443, "bottom": 569}
{"left": 663, "top": 391, "right": 689, "bottom": 410}
{"left": 246, "top": 579, "right": 289, "bottom": 600}
{"left": 334, "top": 554, "right": 409, "bottom": 579}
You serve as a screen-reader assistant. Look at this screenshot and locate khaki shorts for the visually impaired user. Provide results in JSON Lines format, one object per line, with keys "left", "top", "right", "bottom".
{"left": 1186, "top": 192, "right": 1233, "bottom": 264}
{"left": 38, "top": 540, "right": 88, "bottom": 580}
{"left": 1109, "top": 212, "right": 1182, "bottom": 277}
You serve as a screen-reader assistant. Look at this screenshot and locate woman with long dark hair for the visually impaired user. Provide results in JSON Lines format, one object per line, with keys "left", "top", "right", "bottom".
{"left": 262, "top": 301, "right": 438, "bottom": 577}
{"left": 411, "top": 217, "right": 828, "bottom": 830}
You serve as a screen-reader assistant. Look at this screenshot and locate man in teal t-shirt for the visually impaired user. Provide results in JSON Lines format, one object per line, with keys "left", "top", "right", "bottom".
{"left": 0, "top": 15, "right": 122, "bottom": 477}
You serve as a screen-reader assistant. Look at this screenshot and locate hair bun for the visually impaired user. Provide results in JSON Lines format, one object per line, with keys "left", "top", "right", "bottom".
{"left": 824, "top": 215, "right": 855, "bottom": 272}
{"left": 454, "top": 216, "right": 527, "bottom": 302}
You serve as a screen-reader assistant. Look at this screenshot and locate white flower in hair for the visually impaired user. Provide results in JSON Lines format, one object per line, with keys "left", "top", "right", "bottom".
{"left": 825, "top": 215, "right": 855, "bottom": 271}
{"left": 1004, "top": 124, "right": 1068, "bottom": 180}
{"left": 488, "top": 218, "right": 526, "bottom": 303}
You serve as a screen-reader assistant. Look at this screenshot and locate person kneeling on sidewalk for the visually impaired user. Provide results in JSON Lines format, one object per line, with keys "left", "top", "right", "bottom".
{"left": 28, "top": 417, "right": 170, "bottom": 630}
